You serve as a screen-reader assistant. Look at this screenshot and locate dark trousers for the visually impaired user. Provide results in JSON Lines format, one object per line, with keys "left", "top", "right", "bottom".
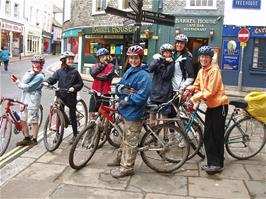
{"left": 4, "top": 60, "right": 9, "bottom": 71}
{"left": 204, "top": 105, "right": 228, "bottom": 168}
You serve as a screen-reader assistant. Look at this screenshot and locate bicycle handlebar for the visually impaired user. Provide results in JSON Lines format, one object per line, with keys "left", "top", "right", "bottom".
{"left": 43, "top": 83, "right": 71, "bottom": 93}
{"left": 0, "top": 97, "right": 28, "bottom": 112}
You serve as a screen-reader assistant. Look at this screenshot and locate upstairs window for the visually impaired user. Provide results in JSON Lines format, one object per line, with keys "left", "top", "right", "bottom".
{"left": 92, "top": 0, "right": 107, "bottom": 15}
{"left": 186, "top": 0, "right": 217, "bottom": 9}
{"left": 118, "top": 0, "right": 129, "bottom": 10}
{"left": 252, "top": 38, "right": 266, "bottom": 71}
{"left": 5, "top": 0, "right": 11, "bottom": 16}
{"left": 14, "top": 3, "right": 19, "bottom": 17}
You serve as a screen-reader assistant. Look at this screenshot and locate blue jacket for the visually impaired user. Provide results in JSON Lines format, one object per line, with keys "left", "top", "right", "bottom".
{"left": 116, "top": 63, "right": 151, "bottom": 121}
{"left": 0, "top": 49, "right": 10, "bottom": 61}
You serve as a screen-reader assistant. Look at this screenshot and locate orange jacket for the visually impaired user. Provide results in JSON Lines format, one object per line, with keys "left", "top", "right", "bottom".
{"left": 190, "top": 64, "right": 229, "bottom": 108}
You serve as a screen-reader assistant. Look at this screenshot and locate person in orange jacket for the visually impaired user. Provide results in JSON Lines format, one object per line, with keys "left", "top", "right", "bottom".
{"left": 187, "top": 46, "right": 229, "bottom": 175}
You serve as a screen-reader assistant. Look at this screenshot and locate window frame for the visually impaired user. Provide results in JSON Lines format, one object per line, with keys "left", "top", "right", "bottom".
{"left": 118, "top": 0, "right": 131, "bottom": 11}
{"left": 92, "top": 0, "right": 108, "bottom": 15}
{"left": 5, "top": 0, "right": 11, "bottom": 16}
{"left": 250, "top": 38, "right": 266, "bottom": 73}
{"left": 185, "top": 0, "right": 217, "bottom": 10}
{"left": 14, "top": 3, "right": 19, "bottom": 18}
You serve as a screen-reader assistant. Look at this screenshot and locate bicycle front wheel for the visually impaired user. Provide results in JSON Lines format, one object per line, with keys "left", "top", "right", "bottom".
{"left": 69, "top": 123, "right": 100, "bottom": 170}
{"left": 0, "top": 115, "right": 12, "bottom": 156}
{"left": 43, "top": 108, "right": 65, "bottom": 152}
{"left": 140, "top": 124, "right": 190, "bottom": 173}
{"left": 76, "top": 99, "right": 88, "bottom": 131}
{"left": 225, "top": 116, "right": 266, "bottom": 160}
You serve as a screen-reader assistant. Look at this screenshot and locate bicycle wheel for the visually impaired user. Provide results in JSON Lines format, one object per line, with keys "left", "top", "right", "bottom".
{"left": 69, "top": 123, "right": 100, "bottom": 170}
{"left": 0, "top": 115, "right": 12, "bottom": 156}
{"left": 106, "top": 120, "right": 123, "bottom": 148}
{"left": 43, "top": 108, "right": 65, "bottom": 152}
{"left": 76, "top": 99, "right": 88, "bottom": 131}
{"left": 38, "top": 104, "right": 43, "bottom": 127}
{"left": 140, "top": 124, "right": 190, "bottom": 173}
{"left": 225, "top": 116, "right": 266, "bottom": 160}
{"left": 97, "top": 122, "right": 108, "bottom": 149}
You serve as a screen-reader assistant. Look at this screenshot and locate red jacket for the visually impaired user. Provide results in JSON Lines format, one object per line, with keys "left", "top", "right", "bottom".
{"left": 90, "top": 63, "right": 114, "bottom": 94}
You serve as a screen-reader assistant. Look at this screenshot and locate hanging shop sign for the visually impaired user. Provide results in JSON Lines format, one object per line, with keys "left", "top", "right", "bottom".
{"left": 1, "top": 22, "right": 22, "bottom": 32}
{"left": 222, "top": 40, "right": 240, "bottom": 71}
{"left": 233, "top": 0, "right": 261, "bottom": 9}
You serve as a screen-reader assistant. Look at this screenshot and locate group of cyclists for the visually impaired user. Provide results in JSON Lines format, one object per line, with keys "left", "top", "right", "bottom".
{"left": 10, "top": 33, "right": 229, "bottom": 178}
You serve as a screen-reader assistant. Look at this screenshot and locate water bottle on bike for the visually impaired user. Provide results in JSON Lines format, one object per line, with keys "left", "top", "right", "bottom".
{"left": 12, "top": 111, "right": 22, "bottom": 133}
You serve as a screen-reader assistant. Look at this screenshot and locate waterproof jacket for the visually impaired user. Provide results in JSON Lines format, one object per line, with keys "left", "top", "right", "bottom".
{"left": 190, "top": 64, "right": 229, "bottom": 108}
{"left": 172, "top": 51, "right": 194, "bottom": 91}
{"left": 116, "top": 63, "right": 151, "bottom": 121}
{"left": 90, "top": 62, "right": 114, "bottom": 94}
{"left": 149, "top": 58, "right": 174, "bottom": 103}
{"left": 46, "top": 66, "right": 84, "bottom": 100}
{"left": 0, "top": 49, "right": 10, "bottom": 61}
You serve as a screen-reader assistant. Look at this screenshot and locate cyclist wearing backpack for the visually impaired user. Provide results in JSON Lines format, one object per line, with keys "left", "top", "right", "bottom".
{"left": 43, "top": 51, "right": 84, "bottom": 144}
{"left": 11, "top": 55, "right": 45, "bottom": 146}
{"left": 89, "top": 48, "right": 115, "bottom": 119}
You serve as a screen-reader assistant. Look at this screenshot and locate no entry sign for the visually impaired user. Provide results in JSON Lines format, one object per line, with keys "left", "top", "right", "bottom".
{"left": 238, "top": 28, "right": 250, "bottom": 43}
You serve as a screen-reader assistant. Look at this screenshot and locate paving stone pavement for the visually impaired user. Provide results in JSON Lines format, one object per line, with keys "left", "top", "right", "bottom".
{"left": 0, "top": 131, "right": 265, "bottom": 199}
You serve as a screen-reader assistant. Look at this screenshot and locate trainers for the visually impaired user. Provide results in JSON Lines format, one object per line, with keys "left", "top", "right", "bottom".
{"left": 31, "top": 139, "right": 38, "bottom": 146}
{"left": 205, "top": 165, "right": 223, "bottom": 175}
{"left": 16, "top": 137, "right": 32, "bottom": 146}
{"left": 110, "top": 168, "right": 134, "bottom": 178}
{"left": 107, "top": 157, "right": 121, "bottom": 167}
{"left": 201, "top": 164, "right": 208, "bottom": 171}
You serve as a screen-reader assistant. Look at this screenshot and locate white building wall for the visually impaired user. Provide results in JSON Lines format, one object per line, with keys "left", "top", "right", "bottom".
{"left": 224, "top": 0, "right": 266, "bottom": 26}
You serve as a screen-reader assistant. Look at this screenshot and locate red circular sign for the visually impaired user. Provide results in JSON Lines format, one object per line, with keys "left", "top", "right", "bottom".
{"left": 238, "top": 28, "right": 250, "bottom": 43}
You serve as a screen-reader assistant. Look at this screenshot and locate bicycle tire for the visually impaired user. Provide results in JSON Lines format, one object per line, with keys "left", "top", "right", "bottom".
{"left": 97, "top": 123, "right": 108, "bottom": 149}
{"left": 0, "top": 115, "right": 12, "bottom": 156}
{"left": 69, "top": 123, "right": 100, "bottom": 170}
{"left": 225, "top": 116, "right": 266, "bottom": 160}
{"left": 106, "top": 121, "right": 123, "bottom": 148}
{"left": 140, "top": 124, "right": 190, "bottom": 173}
{"left": 43, "top": 108, "right": 65, "bottom": 152}
{"left": 76, "top": 99, "right": 88, "bottom": 131}
{"left": 38, "top": 104, "right": 43, "bottom": 127}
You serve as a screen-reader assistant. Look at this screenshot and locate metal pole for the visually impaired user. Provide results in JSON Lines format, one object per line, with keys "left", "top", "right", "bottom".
{"left": 238, "top": 46, "right": 244, "bottom": 91}
{"left": 132, "top": 0, "right": 143, "bottom": 45}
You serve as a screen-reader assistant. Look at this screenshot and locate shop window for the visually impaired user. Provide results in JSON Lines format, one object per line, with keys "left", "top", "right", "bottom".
{"left": 92, "top": 0, "right": 107, "bottom": 15}
{"left": 252, "top": 38, "right": 266, "bottom": 71}
{"left": 14, "top": 3, "right": 19, "bottom": 18}
{"left": 186, "top": 0, "right": 217, "bottom": 9}
{"left": 65, "top": 37, "right": 79, "bottom": 63}
{"left": 5, "top": 0, "right": 11, "bottom": 16}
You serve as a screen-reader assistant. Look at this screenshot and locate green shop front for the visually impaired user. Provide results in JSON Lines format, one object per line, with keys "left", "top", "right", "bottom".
{"left": 62, "top": 25, "right": 151, "bottom": 73}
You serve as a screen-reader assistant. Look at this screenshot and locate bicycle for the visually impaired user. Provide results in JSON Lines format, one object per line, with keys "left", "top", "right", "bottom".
{"left": 181, "top": 97, "right": 266, "bottom": 160}
{"left": 43, "top": 84, "right": 88, "bottom": 152}
{"left": 69, "top": 89, "right": 190, "bottom": 173}
{"left": 0, "top": 97, "right": 27, "bottom": 156}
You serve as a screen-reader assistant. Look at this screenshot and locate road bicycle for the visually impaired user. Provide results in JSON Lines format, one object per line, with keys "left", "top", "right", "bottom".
{"left": 43, "top": 85, "right": 88, "bottom": 152}
{"left": 0, "top": 97, "right": 27, "bottom": 156}
{"left": 69, "top": 89, "right": 190, "bottom": 173}
{"left": 181, "top": 96, "right": 266, "bottom": 160}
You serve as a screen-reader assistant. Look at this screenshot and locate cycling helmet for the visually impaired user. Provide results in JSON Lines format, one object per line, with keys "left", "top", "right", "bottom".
{"left": 175, "top": 34, "right": 188, "bottom": 43}
{"left": 96, "top": 48, "right": 109, "bottom": 57}
{"left": 160, "top": 43, "right": 174, "bottom": 54}
{"left": 127, "top": 45, "right": 144, "bottom": 56}
{"left": 31, "top": 55, "right": 43, "bottom": 62}
{"left": 60, "top": 51, "right": 75, "bottom": 61}
{"left": 198, "top": 46, "right": 214, "bottom": 57}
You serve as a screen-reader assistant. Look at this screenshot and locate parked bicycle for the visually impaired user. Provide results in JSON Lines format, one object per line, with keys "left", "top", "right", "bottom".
{"left": 69, "top": 89, "right": 190, "bottom": 173}
{"left": 43, "top": 85, "right": 88, "bottom": 152}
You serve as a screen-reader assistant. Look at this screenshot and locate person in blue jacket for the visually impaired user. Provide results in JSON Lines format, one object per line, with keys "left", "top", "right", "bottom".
{"left": 0, "top": 47, "right": 10, "bottom": 71}
{"left": 11, "top": 55, "right": 45, "bottom": 146}
{"left": 109, "top": 45, "right": 152, "bottom": 178}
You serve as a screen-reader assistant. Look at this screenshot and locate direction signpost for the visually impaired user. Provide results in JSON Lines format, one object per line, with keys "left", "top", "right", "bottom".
{"left": 237, "top": 28, "right": 250, "bottom": 91}
{"left": 105, "top": 0, "right": 175, "bottom": 44}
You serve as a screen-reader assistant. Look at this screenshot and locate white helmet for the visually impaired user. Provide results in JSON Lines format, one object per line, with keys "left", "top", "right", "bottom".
{"left": 175, "top": 34, "right": 188, "bottom": 43}
{"left": 160, "top": 43, "right": 174, "bottom": 54}
{"left": 60, "top": 51, "right": 75, "bottom": 61}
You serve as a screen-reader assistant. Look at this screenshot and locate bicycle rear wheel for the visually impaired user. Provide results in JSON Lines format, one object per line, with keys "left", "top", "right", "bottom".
{"left": 0, "top": 115, "right": 12, "bottom": 156}
{"left": 106, "top": 119, "right": 123, "bottom": 148}
{"left": 76, "top": 99, "right": 88, "bottom": 131}
{"left": 225, "top": 116, "right": 266, "bottom": 160}
{"left": 140, "top": 124, "right": 190, "bottom": 173}
{"left": 43, "top": 108, "right": 65, "bottom": 152}
{"left": 69, "top": 123, "right": 100, "bottom": 170}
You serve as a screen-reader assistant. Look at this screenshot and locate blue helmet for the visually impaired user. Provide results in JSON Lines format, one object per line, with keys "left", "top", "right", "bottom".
{"left": 198, "top": 46, "right": 214, "bottom": 57}
{"left": 96, "top": 48, "right": 109, "bottom": 57}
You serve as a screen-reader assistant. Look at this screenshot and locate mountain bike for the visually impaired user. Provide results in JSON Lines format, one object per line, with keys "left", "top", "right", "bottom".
{"left": 43, "top": 85, "right": 88, "bottom": 152}
{"left": 0, "top": 97, "right": 27, "bottom": 156}
{"left": 69, "top": 89, "right": 190, "bottom": 173}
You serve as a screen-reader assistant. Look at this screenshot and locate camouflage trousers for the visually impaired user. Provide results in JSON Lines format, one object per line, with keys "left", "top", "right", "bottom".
{"left": 117, "top": 120, "right": 142, "bottom": 172}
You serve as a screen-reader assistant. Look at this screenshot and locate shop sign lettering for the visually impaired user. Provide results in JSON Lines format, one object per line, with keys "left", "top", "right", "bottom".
{"left": 1, "top": 22, "right": 22, "bottom": 32}
{"left": 92, "top": 26, "right": 133, "bottom": 34}
{"left": 176, "top": 17, "right": 217, "bottom": 32}
{"left": 233, "top": 0, "right": 261, "bottom": 9}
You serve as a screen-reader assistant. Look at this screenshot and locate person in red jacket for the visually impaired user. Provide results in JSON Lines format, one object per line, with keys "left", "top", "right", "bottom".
{"left": 89, "top": 48, "right": 115, "bottom": 119}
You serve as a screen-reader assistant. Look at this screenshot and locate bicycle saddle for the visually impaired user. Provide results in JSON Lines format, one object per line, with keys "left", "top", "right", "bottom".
{"left": 229, "top": 100, "right": 248, "bottom": 109}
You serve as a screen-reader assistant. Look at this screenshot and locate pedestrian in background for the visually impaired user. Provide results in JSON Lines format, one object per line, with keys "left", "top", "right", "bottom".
{"left": 0, "top": 46, "right": 10, "bottom": 71}
{"left": 149, "top": 43, "right": 175, "bottom": 127}
{"left": 89, "top": 48, "right": 115, "bottom": 119}
{"left": 11, "top": 55, "right": 45, "bottom": 146}
{"left": 43, "top": 51, "right": 84, "bottom": 144}
{"left": 109, "top": 45, "right": 151, "bottom": 178}
{"left": 187, "top": 46, "right": 229, "bottom": 175}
